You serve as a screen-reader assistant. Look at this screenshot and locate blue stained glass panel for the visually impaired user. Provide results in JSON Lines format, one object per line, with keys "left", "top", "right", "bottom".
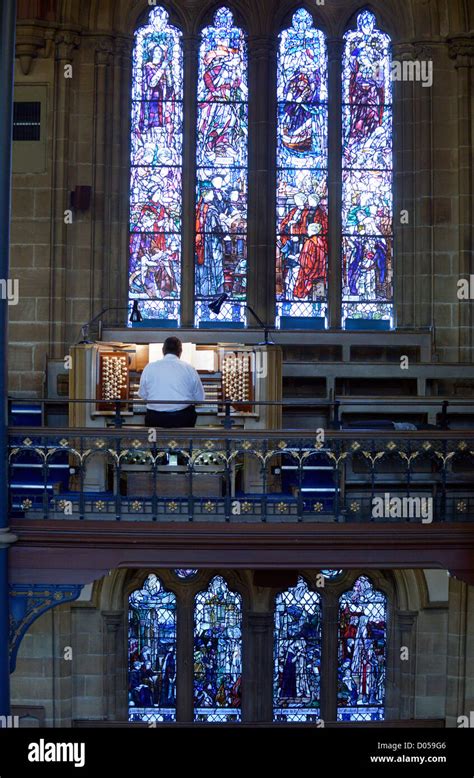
{"left": 194, "top": 576, "right": 242, "bottom": 722}
{"left": 276, "top": 10, "right": 328, "bottom": 326}
{"left": 128, "top": 574, "right": 177, "bottom": 723}
{"left": 195, "top": 8, "right": 248, "bottom": 325}
{"left": 342, "top": 11, "right": 393, "bottom": 327}
{"left": 129, "top": 7, "right": 183, "bottom": 323}
{"left": 337, "top": 576, "right": 387, "bottom": 721}
{"left": 274, "top": 577, "right": 322, "bottom": 722}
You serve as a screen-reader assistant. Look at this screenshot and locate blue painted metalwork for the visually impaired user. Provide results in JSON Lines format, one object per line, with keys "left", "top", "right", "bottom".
{"left": 9, "top": 584, "right": 83, "bottom": 672}
{"left": 0, "top": 0, "right": 17, "bottom": 716}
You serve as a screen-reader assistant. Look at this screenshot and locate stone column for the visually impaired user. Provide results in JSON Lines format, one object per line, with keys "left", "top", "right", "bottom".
{"left": 102, "top": 612, "right": 124, "bottom": 721}
{"left": 392, "top": 44, "right": 416, "bottom": 329}
{"left": 445, "top": 575, "right": 468, "bottom": 727}
{"left": 247, "top": 36, "right": 277, "bottom": 328}
{"left": 448, "top": 37, "right": 474, "bottom": 363}
{"left": 243, "top": 612, "right": 273, "bottom": 722}
{"left": 176, "top": 592, "right": 194, "bottom": 722}
{"left": 108, "top": 37, "right": 133, "bottom": 314}
{"left": 90, "top": 37, "right": 114, "bottom": 320}
{"left": 394, "top": 611, "right": 417, "bottom": 719}
{"left": 327, "top": 39, "right": 343, "bottom": 330}
{"left": 320, "top": 593, "right": 338, "bottom": 721}
{"left": 180, "top": 35, "right": 199, "bottom": 328}
{"left": 49, "top": 30, "right": 79, "bottom": 358}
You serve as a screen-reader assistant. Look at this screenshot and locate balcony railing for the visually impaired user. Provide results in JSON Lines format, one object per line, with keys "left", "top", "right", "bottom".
{"left": 7, "top": 398, "right": 474, "bottom": 523}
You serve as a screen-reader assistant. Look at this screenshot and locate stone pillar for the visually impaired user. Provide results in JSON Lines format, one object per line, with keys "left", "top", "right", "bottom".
{"left": 102, "top": 612, "right": 124, "bottom": 721}
{"left": 448, "top": 37, "right": 474, "bottom": 363}
{"left": 395, "top": 611, "right": 417, "bottom": 719}
{"left": 180, "top": 35, "right": 199, "bottom": 328}
{"left": 91, "top": 37, "right": 114, "bottom": 321}
{"left": 445, "top": 576, "right": 469, "bottom": 727}
{"left": 247, "top": 36, "right": 277, "bottom": 328}
{"left": 176, "top": 592, "right": 194, "bottom": 722}
{"left": 49, "top": 30, "right": 79, "bottom": 358}
{"left": 0, "top": 0, "right": 16, "bottom": 715}
{"left": 243, "top": 612, "right": 273, "bottom": 722}
{"left": 327, "top": 39, "right": 343, "bottom": 330}
{"left": 108, "top": 37, "right": 133, "bottom": 315}
{"left": 320, "top": 594, "right": 338, "bottom": 721}
{"left": 392, "top": 44, "right": 416, "bottom": 329}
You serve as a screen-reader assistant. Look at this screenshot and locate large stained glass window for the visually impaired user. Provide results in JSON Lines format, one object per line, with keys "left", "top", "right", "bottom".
{"left": 342, "top": 11, "right": 393, "bottom": 328}
{"left": 274, "top": 577, "right": 322, "bottom": 722}
{"left": 276, "top": 9, "right": 328, "bottom": 328}
{"left": 128, "top": 574, "right": 177, "bottom": 722}
{"left": 195, "top": 8, "right": 248, "bottom": 326}
{"left": 338, "top": 575, "right": 387, "bottom": 721}
{"left": 194, "top": 576, "right": 242, "bottom": 721}
{"left": 129, "top": 7, "right": 183, "bottom": 324}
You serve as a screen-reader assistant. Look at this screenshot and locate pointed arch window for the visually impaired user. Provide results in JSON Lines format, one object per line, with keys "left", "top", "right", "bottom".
{"left": 276, "top": 9, "right": 328, "bottom": 328}
{"left": 194, "top": 575, "right": 243, "bottom": 721}
{"left": 129, "top": 7, "right": 183, "bottom": 324}
{"left": 128, "top": 574, "right": 177, "bottom": 723}
{"left": 338, "top": 575, "right": 387, "bottom": 721}
{"left": 195, "top": 8, "right": 248, "bottom": 326}
{"left": 342, "top": 10, "right": 393, "bottom": 328}
{"left": 274, "top": 576, "right": 322, "bottom": 722}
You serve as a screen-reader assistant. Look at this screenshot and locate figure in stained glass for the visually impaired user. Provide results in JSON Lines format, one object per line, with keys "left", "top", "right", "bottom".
{"left": 337, "top": 576, "right": 387, "bottom": 721}
{"left": 195, "top": 8, "right": 248, "bottom": 325}
{"left": 194, "top": 576, "right": 242, "bottom": 721}
{"left": 276, "top": 10, "right": 328, "bottom": 324}
{"left": 128, "top": 574, "right": 177, "bottom": 722}
{"left": 274, "top": 577, "right": 322, "bottom": 722}
{"left": 129, "top": 7, "right": 183, "bottom": 322}
{"left": 342, "top": 11, "right": 393, "bottom": 325}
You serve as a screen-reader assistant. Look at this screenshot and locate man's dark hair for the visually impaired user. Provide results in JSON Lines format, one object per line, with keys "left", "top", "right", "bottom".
{"left": 163, "top": 336, "right": 182, "bottom": 357}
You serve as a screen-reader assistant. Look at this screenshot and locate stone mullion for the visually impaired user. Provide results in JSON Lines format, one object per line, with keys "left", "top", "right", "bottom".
{"left": 394, "top": 611, "right": 417, "bottom": 719}
{"left": 109, "top": 37, "right": 133, "bottom": 315}
{"left": 320, "top": 590, "right": 338, "bottom": 722}
{"left": 448, "top": 39, "right": 474, "bottom": 362}
{"left": 327, "top": 39, "right": 343, "bottom": 330}
{"left": 91, "top": 38, "right": 113, "bottom": 320}
{"left": 176, "top": 590, "right": 194, "bottom": 722}
{"left": 102, "top": 611, "right": 124, "bottom": 721}
{"left": 445, "top": 575, "right": 468, "bottom": 726}
{"left": 243, "top": 611, "right": 274, "bottom": 722}
{"left": 392, "top": 44, "right": 416, "bottom": 329}
{"left": 247, "top": 36, "right": 276, "bottom": 328}
{"left": 49, "top": 32, "right": 78, "bottom": 357}
{"left": 181, "top": 35, "right": 199, "bottom": 328}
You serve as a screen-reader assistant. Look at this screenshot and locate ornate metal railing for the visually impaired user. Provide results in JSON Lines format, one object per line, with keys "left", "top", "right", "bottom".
{"left": 8, "top": 421, "right": 474, "bottom": 523}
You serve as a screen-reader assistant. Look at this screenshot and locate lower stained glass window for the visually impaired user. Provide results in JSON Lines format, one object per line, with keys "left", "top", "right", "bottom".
{"left": 274, "top": 577, "right": 322, "bottom": 722}
{"left": 194, "top": 576, "right": 242, "bottom": 721}
{"left": 337, "top": 575, "right": 387, "bottom": 721}
{"left": 128, "top": 574, "right": 177, "bottom": 723}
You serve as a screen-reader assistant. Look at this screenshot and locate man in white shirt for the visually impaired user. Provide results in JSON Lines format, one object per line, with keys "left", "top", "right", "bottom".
{"left": 139, "top": 336, "right": 205, "bottom": 428}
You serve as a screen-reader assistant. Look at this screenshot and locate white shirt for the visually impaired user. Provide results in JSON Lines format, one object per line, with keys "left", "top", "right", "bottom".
{"left": 138, "top": 354, "right": 205, "bottom": 412}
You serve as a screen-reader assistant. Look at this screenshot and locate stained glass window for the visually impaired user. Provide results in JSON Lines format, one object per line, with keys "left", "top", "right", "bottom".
{"left": 128, "top": 574, "right": 177, "bottom": 722}
{"left": 174, "top": 569, "right": 198, "bottom": 580}
{"left": 342, "top": 11, "right": 393, "bottom": 328}
{"left": 338, "top": 575, "right": 387, "bottom": 721}
{"left": 195, "top": 8, "right": 248, "bottom": 326}
{"left": 194, "top": 575, "right": 242, "bottom": 721}
{"left": 276, "top": 9, "right": 328, "bottom": 328}
{"left": 274, "top": 577, "right": 322, "bottom": 722}
{"left": 129, "top": 7, "right": 183, "bottom": 324}
{"left": 321, "top": 569, "right": 343, "bottom": 579}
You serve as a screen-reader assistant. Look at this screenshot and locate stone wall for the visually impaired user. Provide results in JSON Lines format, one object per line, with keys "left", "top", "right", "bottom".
{"left": 8, "top": 0, "right": 474, "bottom": 395}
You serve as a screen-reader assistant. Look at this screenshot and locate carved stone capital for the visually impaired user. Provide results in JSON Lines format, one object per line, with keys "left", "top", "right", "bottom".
{"left": 248, "top": 35, "right": 276, "bottom": 59}
{"left": 448, "top": 35, "right": 474, "bottom": 68}
{"left": 114, "top": 36, "right": 133, "bottom": 60}
{"left": 55, "top": 30, "right": 80, "bottom": 62}
{"left": 392, "top": 43, "right": 417, "bottom": 62}
{"left": 326, "top": 38, "right": 344, "bottom": 63}
{"left": 15, "top": 21, "right": 52, "bottom": 75}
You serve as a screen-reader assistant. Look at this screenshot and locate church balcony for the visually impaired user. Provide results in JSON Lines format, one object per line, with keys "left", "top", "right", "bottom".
{"left": 7, "top": 411, "right": 474, "bottom": 585}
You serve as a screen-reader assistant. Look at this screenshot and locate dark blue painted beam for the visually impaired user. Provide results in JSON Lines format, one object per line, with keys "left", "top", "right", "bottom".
{"left": 0, "top": 0, "right": 17, "bottom": 716}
